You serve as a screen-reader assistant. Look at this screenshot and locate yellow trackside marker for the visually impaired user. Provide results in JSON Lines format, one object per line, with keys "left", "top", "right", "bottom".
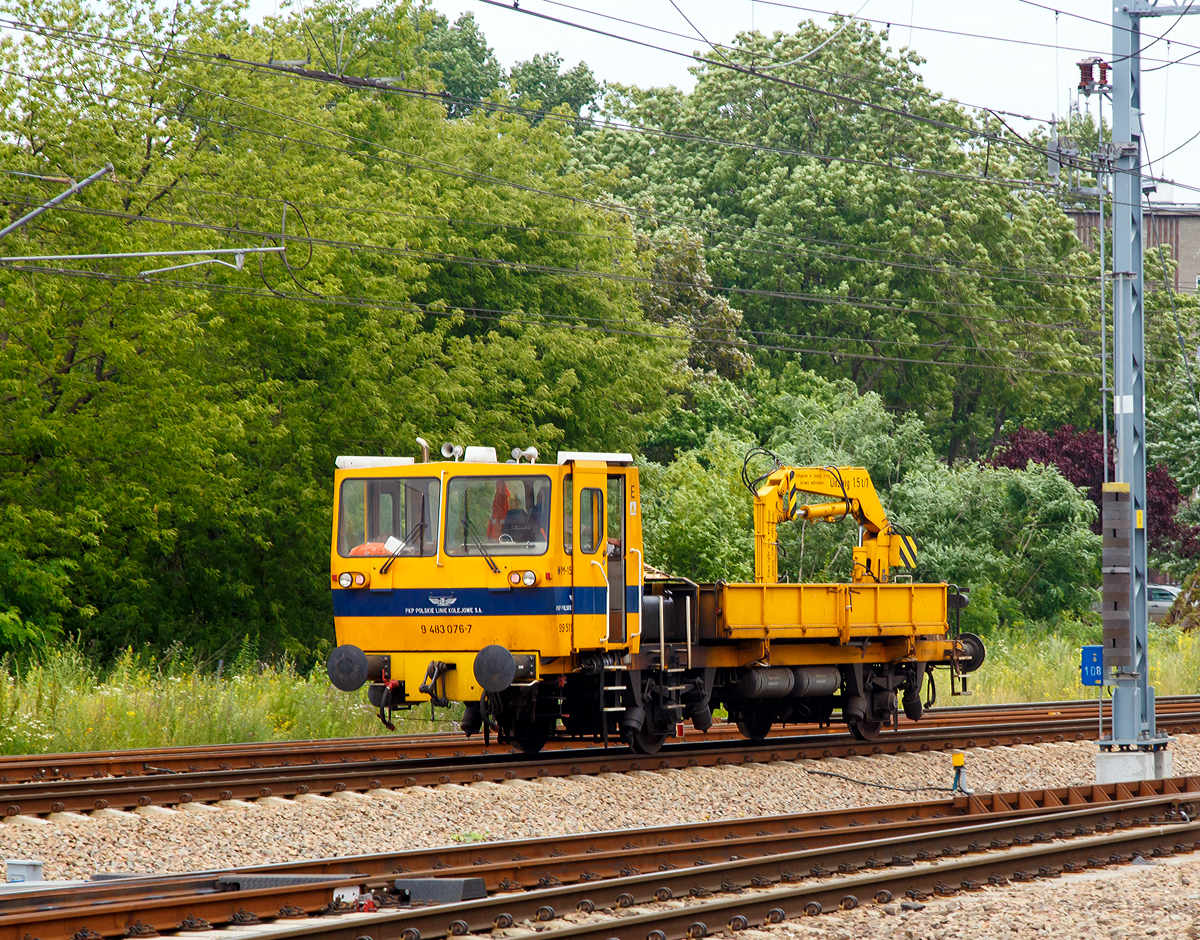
{"left": 1137, "top": 510, "right": 1144, "bottom": 529}
{"left": 951, "top": 750, "right": 967, "bottom": 793}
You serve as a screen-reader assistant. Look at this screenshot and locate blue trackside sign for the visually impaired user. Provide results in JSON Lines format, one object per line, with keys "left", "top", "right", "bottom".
{"left": 1081, "top": 645, "right": 1104, "bottom": 686}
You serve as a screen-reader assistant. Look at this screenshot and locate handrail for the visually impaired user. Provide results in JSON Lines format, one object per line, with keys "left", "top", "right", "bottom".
{"left": 629, "top": 548, "right": 644, "bottom": 646}
{"left": 590, "top": 559, "right": 610, "bottom": 649}
{"left": 436, "top": 469, "right": 446, "bottom": 568}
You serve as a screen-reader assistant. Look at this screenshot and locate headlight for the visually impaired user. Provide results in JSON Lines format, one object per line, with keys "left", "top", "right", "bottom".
{"left": 522, "top": 570, "right": 537, "bottom": 587}
{"left": 508, "top": 571, "right": 521, "bottom": 585}
{"left": 338, "top": 572, "right": 353, "bottom": 588}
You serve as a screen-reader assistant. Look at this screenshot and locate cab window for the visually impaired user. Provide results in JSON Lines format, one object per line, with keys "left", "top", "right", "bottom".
{"left": 607, "top": 476, "right": 624, "bottom": 555}
{"left": 563, "top": 476, "right": 573, "bottom": 555}
{"left": 445, "top": 475, "right": 552, "bottom": 556}
{"left": 579, "top": 487, "right": 603, "bottom": 554}
{"left": 338, "top": 478, "right": 440, "bottom": 557}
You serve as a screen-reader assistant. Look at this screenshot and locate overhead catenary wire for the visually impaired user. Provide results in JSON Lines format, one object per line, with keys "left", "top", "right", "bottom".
{"left": 429, "top": 0, "right": 1053, "bottom": 125}
{"left": 730, "top": 0, "right": 870, "bottom": 68}
{"left": 8, "top": 11, "right": 1198, "bottom": 208}
{"left": 765, "top": 0, "right": 1200, "bottom": 67}
{"left": 0, "top": 20, "right": 1113, "bottom": 296}
{"left": 1, "top": 16, "right": 1143, "bottom": 284}
{"left": 0, "top": 10, "right": 1176, "bottom": 408}
{"left": 0, "top": 176, "right": 1102, "bottom": 359}
{"left": 0, "top": 30, "right": 1072, "bottom": 201}
{"left": 10, "top": 169, "right": 1098, "bottom": 294}
{"left": 475, "top": 0, "right": 1100, "bottom": 172}
{"left": 1012, "top": 0, "right": 1200, "bottom": 57}
{"left": 0, "top": 259, "right": 1108, "bottom": 379}
{"left": 6, "top": 53, "right": 1174, "bottom": 380}
{"left": 0, "top": 188, "right": 1108, "bottom": 335}
{"left": 0, "top": 94, "right": 1104, "bottom": 312}
{"left": 476, "top": 0, "right": 1200, "bottom": 204}
{"left": 2, "top": 195, "right": 1114, "bottom": 361}
{"left": 666, "top": 0, "right": 733, "bottom": 64}
{"left": 0, "top": 91, "right": 1122, "bottom": 346}
{"left": 7, "top": 14, "right": 1178, "bottom": 361}
{"left": 0, "top": 55, "right": 1026, "bottom": 224}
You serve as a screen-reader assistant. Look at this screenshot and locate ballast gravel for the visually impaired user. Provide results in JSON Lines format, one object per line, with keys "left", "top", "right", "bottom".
{"left": 750, "top": 854, "right": 1200, "bottom": 940}
{"left": 7, "top": 734, "right": 1200, "bottom": 940}
{"left": 4, "top": 734, "right": 1200, "bottom": 883}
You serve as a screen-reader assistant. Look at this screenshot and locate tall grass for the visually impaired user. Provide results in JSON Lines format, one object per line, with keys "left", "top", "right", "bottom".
{"left": 0, "top": 645, "right": 454, "bottom": 755}
{"left": 964, "top": 623, "right": 1200, "bottom": 705}
{"left": 1, "top": 627, "right": 1196, "bottom": 754}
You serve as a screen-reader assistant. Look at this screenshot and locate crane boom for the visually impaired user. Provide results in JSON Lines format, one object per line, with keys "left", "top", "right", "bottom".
{"left": 753, "top": 465, "right": 917, "bottom": 584}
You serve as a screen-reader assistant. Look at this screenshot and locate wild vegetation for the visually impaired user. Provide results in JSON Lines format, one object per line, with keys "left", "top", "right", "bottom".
{"left": 1, "top": 0, "right": 1197, "bottom": 683}
{"left": 2, "top": 626, "right": 1198, "bottom": 754}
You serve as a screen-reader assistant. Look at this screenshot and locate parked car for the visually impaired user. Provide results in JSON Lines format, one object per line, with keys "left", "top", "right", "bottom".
{"left": 1149, "top": 584, "right": 1181, "bottom": 623}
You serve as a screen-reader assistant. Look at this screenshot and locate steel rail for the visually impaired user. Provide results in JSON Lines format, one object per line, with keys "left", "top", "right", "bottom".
{"left": 6, "top": 709, "right": 1200, "bottom": 820}
{"left": 6, "top": 777, "right": 1199, "bottom": 940}
{"left": 0, "top": 711, "right": 1186, "bottom": 819}
{"left": 504, "top": 822, "right": 1200, "bottom": 940}
{"left": 9, "top": 778, "right": 1182, "bottom": 908}
{"left": 6, "top": 696, "right": 1199, "bottom": 785}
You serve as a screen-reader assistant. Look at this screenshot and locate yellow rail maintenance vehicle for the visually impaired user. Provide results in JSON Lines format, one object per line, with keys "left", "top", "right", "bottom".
{"left": 327, "top": 442, "right": 984, "bottom": 753}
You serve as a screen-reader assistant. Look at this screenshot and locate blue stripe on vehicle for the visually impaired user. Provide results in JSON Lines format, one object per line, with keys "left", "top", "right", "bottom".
{"left": 626, "top": 584, "right": 641, "bottom": 614}
{"left": 331, "top": 586, "right": 611, "bottom": 619}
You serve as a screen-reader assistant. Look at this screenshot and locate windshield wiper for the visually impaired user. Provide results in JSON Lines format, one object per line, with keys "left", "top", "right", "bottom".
{"left": 380, "top": 521, "right": 425, "bottom": 575}
{"left": 461, "top": 517, "right": 500, "bottom": 573}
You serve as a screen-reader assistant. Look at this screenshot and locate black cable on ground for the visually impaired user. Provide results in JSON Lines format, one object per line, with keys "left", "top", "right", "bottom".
{"left": 804, "top": 768, "right": 957, "bottom": 793}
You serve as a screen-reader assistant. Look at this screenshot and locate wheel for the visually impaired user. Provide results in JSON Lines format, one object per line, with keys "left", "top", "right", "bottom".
{"left": 735, "top": 708, "right": 773, "bottom": 741}
{"left": 629, "top": 725, "right": 669, "bottom": 754}
{"left": 513, "top": 735, "right": 546, "bottom": 754}
{"left": 512, "top": 715, "right": 555, "bottom": 754}
{"left": 846, "top": 719, "right": 883, "bottom": 741}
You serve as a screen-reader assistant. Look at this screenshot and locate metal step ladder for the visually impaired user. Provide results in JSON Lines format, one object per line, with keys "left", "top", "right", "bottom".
{"left": 599, "top": 664, "right": 628, "bottom": 746}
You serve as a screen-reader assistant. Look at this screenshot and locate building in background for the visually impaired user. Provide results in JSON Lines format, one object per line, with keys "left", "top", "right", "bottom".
{"left": 1068, "top": 204, "right": 1200, "bottom": 294}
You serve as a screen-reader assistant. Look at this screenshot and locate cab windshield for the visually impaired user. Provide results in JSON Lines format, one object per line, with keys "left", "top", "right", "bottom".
{"left": 445, "top": 475, "right": 551, "bottom": 556}
{"left": 338, "top": 477, "right": 441, "bottom": 557}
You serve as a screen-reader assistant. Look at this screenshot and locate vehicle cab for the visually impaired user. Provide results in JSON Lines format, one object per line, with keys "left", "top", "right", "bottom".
{"left": 326, "top": 445, "right": 644, "bottom": 739}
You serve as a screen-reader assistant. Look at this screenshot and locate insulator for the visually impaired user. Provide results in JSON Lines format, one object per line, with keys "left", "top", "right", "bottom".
{"left": 1099, "top": 62, "right": 1110, "bottom": 86}
{"left": 1078, "top": 60, "right": 1094, "bottom": 89}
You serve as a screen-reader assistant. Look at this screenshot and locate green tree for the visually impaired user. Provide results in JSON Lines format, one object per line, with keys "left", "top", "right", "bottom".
{"left": 636, "top": 230, "right": 751, "bottom": 380}
{"left": 640, "top": 368, "right": 1100, "bottom": 624}
{"left": 507, "top": 52, "right": 599, "bottom": 122}
{"left": 888, "top": 463, "right": 1101, "bottom": 628}
{"left": 411, "top": 7, "right": 504, "bottom": 117}
{"left": 0, "top": 0, "right": 679, "bottom": 660}
{"left": 578, "top": 20, "right": 1102, "bottom": 461}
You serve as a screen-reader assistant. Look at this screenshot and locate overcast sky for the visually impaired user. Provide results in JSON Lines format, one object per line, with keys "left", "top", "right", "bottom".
{"left": 411, "top": 0, "right": 1200, "bottom": 201}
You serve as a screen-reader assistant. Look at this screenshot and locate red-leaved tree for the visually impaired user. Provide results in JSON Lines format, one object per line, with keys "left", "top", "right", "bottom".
{"left": 991, "top": 425, "right": 1199, "bottom": 562}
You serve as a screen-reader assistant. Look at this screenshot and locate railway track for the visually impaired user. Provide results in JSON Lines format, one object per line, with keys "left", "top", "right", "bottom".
{"left": 2, "top": 698, "right": 1198, "bottom": 821}
{"left": 5, "top": 775, "right": 1200, "bottom": 940}
{"left": 7, "top": 696, "right": 1198, "bottom": 785}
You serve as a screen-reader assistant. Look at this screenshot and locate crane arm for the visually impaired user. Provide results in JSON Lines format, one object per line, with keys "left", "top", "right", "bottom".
{"left": 752, "top": 464, "right": 917, "bottom": 584}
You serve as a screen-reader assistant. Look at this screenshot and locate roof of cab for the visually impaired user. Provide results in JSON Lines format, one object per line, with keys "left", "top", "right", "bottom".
{"left": 335, "top": 456, "right": 415, "bottom": 469}
{"left": 556, "top": 451, "right": 634, "bottom": 466}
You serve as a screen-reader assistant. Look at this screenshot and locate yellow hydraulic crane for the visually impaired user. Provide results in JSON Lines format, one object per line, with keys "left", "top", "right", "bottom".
{"left": 749, "top": 461, "right": 918, "bottom": 585}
